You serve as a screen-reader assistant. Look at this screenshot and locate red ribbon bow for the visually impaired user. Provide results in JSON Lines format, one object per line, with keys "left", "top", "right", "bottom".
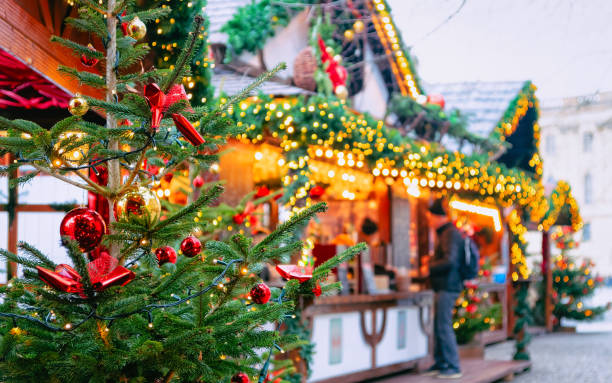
{"left": 276, "top": 265, "right": 313, "bottom": 283}
{"left": 37, "top": 253, "right": 135, "bottom": 297}
{"left": 143, "top": 83, "right": 205, "bottom": 146}
{"left": 233, "top": 201, "right": 258, "bottom": 226}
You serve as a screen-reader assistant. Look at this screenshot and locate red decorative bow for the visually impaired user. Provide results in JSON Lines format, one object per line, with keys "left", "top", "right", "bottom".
{"left": 143, "top": 83, "right": 205, "bottom": 146}
{"left": 37, "top": 253, "right": 135, "bottom": 296}
{"left": 233, "top": 201, "right": 258, "bottom": 226}
{"left": 276, "top": 265, "right": 313, "bottom": 283}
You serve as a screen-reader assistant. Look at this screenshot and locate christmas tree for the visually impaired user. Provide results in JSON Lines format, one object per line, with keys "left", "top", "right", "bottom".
{"left": 548, "top": 227, "right": 608, "bottom": 323}
{"left": 453, "top": 281, "right": 502, "bottom": 345}
{"left": 0, "top": 2, "right": 363, "bottom": 382}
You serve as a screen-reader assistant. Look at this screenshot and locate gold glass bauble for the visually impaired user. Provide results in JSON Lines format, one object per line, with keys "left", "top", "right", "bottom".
{"left": 333, "top": 54, "right": 343, "bottom": 65}
{"left": 334, "top": 85, "right": 348, "bottom": 100}
{"left": 54, "top": 132, "right": 89, "bottom": 166}
{"left": 353, "top": 20, "right": 365, "bottom": 33}
{"left": 128, "top": 16, "right": 147, "bottom": 41}
{"left": 114, "top": 186, "right": 161, "bottom": 227}
{"left": 325, "top": 46, "right": 334, "bottom": 56}
{"left": 344, "top": 29, "right": 355, "bottom": 41}
{"left": 68, "top": 95, "right": 89, "bottom": 116}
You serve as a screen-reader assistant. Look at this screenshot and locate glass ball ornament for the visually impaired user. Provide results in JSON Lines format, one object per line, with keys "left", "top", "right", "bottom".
{"left": 334, "top": 85, "right": 349, "bottom": 100}
{"left": 155, "top": 246, "right": 177, "bottom": 266}
{"left": 60, "top": 207, "right": 106, "bottom": 252}
{"left": 344, "top": 29, "right": 355, "bottom": 41}
{"left": 127, "top": 16, "right": 147, "bottom": 41}
{"left": 180, "top": 236, "right": 202, "bottom": 258}
{"left": 80, "top": 44, "right": 99, "bottom": 67}
{"left": 249, "top": 283, "right": 271, "bottom": 304}
{"left": 114, "top": 186, "right": 161, "bottom": 227}
{"left": 353, "top": 20, "right": 365, "bottom": 33}
{"left": 68, "top": 94, "right": 89, "bottom": 116}
{"left": 231, "top": 372, "right": 250, "bottom": 383}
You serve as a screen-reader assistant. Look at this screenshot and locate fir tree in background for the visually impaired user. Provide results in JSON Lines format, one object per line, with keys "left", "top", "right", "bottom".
{"left": 0, "top": 1, "right": 363, "bottom": 382}
{"left": 453, "top": 281, "right": 502, "bottom": 345}
{"left": 548, "top": 227, "right": 609, "bottom": 323}
{"left": 140, "top": 0, "right": 214, "bottom": 106}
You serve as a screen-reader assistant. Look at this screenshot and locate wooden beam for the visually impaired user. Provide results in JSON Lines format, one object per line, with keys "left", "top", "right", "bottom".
{"left": 0, "top": 0, "right": 98, "bottom": 97}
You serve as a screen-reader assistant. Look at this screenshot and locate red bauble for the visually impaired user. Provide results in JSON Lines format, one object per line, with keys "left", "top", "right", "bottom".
{"left": 255, "top": 185, "right": 270, "bottom": 199}
{"left": 193, "top": 175, "right": 204, "bottom": 188}
{"left": 155, "top": 246, "right": 177, "bottom": 265}
{"left": 231, "top": 372, "right": 250, "bottom": 383}
{"left": 80, "top": 44, "right": 99, "bottom": 67}
{"left": 426, "top": 94, "right": 445, "bottom": 109}
{"left": 60, "top": 208, "right": 106, "bottom": 252}
{"left": 233, "top": 213, "right": 246, "bottom": 225}
{"left": 312, "top": 283, "right": 322, "bottom": 297}
{"left": 180, "top": 236, "right": 202, "bottom": 258}
{"left": 466, "top": 304, "right": 477, "bottom": 314}
{"left": 250, "top": 283, "right": 271, "bottom": 304}
{"left": 309, "top": 185, "right": 325, "bottom": 199}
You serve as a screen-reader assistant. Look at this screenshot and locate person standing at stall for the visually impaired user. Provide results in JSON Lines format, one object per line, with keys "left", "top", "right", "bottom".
{"left": 423, "top": 198, "right": 463, "bottom": 379}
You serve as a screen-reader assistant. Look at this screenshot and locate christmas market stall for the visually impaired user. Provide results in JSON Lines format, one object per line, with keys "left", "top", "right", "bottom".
{"left": 206, "top": 1, "right": 550, "bottom": 381}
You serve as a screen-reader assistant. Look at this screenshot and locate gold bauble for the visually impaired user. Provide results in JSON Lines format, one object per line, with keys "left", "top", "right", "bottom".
{"left": 353, "top": 20, "right": 365, "bottom": 33}
{"left": 114, "top": 186, "right": 161, "bottom": 227}
{"left": 128, "top": 16, "right": 147, "bottom": 41}
{"left": 325, "top": 46, "right": 334, "bottom": 56}
{"left": 334, "top": 85, "right": 348, "bottom": 100}
{"left": 54, "top": 132, "right": 89, "bottom": 166}
{"left": 333, "top": 54, "right": 343, "bottom": 65}
{"left": 68, "top": 95, "right": 89, "bottom": 116}
{"left": 344, "top": 29, "right": 355, "bottom": 41}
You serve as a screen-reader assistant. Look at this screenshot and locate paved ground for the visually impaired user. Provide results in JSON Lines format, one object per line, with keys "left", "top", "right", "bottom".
{"left": 486, "top": 332, "right": 612, "bottom": 382}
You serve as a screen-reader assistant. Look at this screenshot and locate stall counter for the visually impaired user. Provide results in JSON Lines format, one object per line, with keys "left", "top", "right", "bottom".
{"left": 304, "top": 291, "right": 434, "bottom": 383}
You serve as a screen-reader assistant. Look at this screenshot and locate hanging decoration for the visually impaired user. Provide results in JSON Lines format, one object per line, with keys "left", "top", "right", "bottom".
{"left": 317, "top": 37, "right": 348, "bottom": 100}
{"left": 127, "top": 16, "right": 147, "bottom": 41}
{"left": 180, "top": 236, "right": 202, "bottom": 258}
{"left": 144, "top": 83, "right": 205, "bottom": 145}
{"left": 68, "top": 94, "right": 89, "bottom": 116}
{"left": 80, "top": 44, "right": 100, "bottom": 67}
{"left": 114, "top": 186, "right": 162, "bottom": 227}
{"left": 155, "top": 246, "right": 177, "bottom": 265}
{"left": 60, "top": 208, "right": 106, "bottom": 252}
{"left": 250, "top": 283, "right": 271, "bottom": 304}
{"left": 231, "top": 372, "right": 250, "bottom": 383}
{"left": 36, "top": 252, "right": 135, "bottom": 295}
{"left": 276, "top": 265, "right": 313, "bottom": 283}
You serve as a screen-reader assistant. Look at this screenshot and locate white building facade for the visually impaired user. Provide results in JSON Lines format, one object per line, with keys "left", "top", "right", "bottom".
{"left": 540, "top": 93, "right": 612, "bottom": 278}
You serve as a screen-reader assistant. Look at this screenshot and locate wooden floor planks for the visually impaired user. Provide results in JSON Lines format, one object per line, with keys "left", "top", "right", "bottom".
{"left": 371, "top": 359, "right": 531, "bottom": 383}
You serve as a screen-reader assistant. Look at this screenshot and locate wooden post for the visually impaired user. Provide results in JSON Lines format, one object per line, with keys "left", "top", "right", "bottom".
{"left": 7, "top": 154, "right": 18, "bottom": 279}
{"left": 542, "top": 231, "right": 553, "bottom": 332}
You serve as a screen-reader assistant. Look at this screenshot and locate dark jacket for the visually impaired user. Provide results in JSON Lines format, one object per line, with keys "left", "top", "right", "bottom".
{"left": 429, "top": 222, "right": 463, "bottom": 292}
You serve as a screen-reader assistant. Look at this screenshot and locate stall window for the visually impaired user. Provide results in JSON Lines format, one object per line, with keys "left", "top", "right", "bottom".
{"left": 582, "top": 223, "right": 591, "bottom": 242}
{"left": 585, "top": 173, "right": 593, "bottom": 204}
{"left": 583, "top": 132, "right": 593, "bottom": 152}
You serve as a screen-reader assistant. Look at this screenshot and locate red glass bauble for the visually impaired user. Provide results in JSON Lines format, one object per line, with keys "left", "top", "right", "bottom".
{"left": 60, "top": 207, "right": 106, "bottom": 252}
{"left": 250, "top": 283, "right": 271, "bottom": 304}
{"left": 80, "top": 44, "right": 99, "bottom": 67}
{"left": 231, "top": 372, "right": 250, "bottom": 383}
{"left": 193, "top": 175, "right": 204, "bottom": 188}
{"left": 180, "top": 236, "right": 202, "bottom": 258}
{"left": 255, "top": 185, "right": 270, "bottom": 199}
{"left": 309, "top": 185, "right": 325, "bottom": 199}
{"left": 155, "top": 246, "right": 177, "bottom": 265}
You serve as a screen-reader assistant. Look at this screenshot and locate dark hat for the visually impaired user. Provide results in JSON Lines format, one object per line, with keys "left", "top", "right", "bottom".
{"left": 428, "top": 198, "right": 447, "bottom": 216}
{"left": 361, "top": 217, "right": 378, "bottom": 235}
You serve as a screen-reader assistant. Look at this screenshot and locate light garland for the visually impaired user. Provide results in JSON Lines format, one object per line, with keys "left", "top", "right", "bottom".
{"left": 450, "top": 199, "right": 502, "bottom": 232}
{"left": 368, "top": 0, "right": 423, "bottom": 99}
